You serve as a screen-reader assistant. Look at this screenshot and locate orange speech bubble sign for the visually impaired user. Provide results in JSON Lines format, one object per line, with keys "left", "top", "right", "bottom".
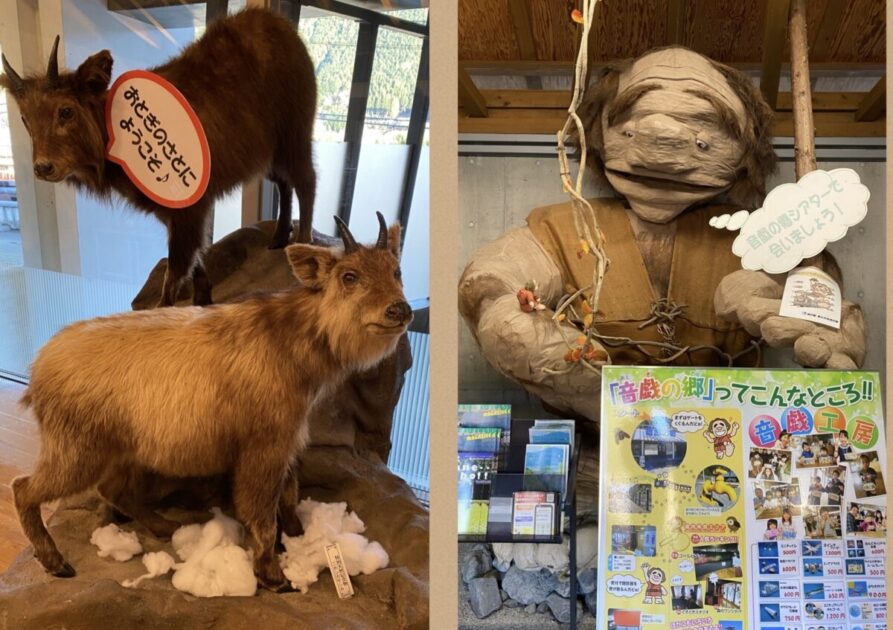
{"left": 105, "top": 70, "right": 210, "bottom": 209}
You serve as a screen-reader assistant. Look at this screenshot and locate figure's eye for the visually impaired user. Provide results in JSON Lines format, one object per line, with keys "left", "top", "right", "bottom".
{"left": 342, "top": 271, "right": 358, "bottom": 285}
{"left": 622, "top": 129, "right": 634, "bottom": 138}
{"left": 59, "top": 107, "right": 74, "bottom": 121}
{"left": 394, "top": 268, "right": 402, "bottom": 280}
{"left": 696, "top": 138, "right": 709, "bottom": 151}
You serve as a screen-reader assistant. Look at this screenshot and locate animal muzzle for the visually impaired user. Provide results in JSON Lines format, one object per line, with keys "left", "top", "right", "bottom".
{"left": 385, "top": 300, "right": 413, "bottom": 324}
{"left": 34, "top": 161, "right": 57, "bottom": 179}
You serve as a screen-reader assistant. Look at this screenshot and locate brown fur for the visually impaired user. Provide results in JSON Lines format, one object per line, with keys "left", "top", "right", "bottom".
{"left": 14, "top": 218, "right": 410, "bottom": 591}
{"left": 0, "top": 9, "right": 317, "bottom": 306}
{"left": 569, "top": 46, "right": 776, "bottom": 208}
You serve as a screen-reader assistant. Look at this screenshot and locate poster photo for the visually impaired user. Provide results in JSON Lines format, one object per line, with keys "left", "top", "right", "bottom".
{"left": 597, "top": 367, "right": 886, "bottom": 630}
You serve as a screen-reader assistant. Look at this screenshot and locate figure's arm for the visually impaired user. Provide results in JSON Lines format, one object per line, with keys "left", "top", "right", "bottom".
{"left": 714, "top": 252, "right": 866, "bottom": 368}
{"left": 459, "top": 226, "right": 607, "bottom": 421}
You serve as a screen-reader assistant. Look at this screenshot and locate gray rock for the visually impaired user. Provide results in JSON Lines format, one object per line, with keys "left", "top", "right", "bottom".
{"left": 461, "top": 547, "right": 493, "bottom": 584}
{"left": 545, "top": 592, "right": 582, "bottom": 624}
{"left": 468, "top": 576, "right": 502, "bottom": 619}
{"left": 504, "top": 598, "right": 522, "bottom": 608}
{"left": 536, "top": 601, "right": 550, "bottom": 614}
{"left": 577, "top": 567, "right": 597, "bottom": 595}
{"left": 501, "top": 566, "right": 556, "bottom": 605}
{"left": 493, "top": 559, "right": 511, "bottom": 573}
{"left": 524, "top": 603, "right": 537, "bottom": 614}
{"left": 584, "top": 590, "right": 598, "bottom": 617}
{"left": 500, "top": 589, "right": 508, "bottom": 601}
{"left": 552, "top": 575, "right": 570, "bottom": 598}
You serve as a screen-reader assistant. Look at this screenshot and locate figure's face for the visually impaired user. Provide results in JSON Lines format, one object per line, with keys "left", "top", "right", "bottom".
{"left": 711, "top": 420, "right": 728, "bottom": 437}
{"left": 601, "top": 49, "right": 747, "bottom": 223}
{"left": 647, "top": 569, "right": 662, "bottom": 584}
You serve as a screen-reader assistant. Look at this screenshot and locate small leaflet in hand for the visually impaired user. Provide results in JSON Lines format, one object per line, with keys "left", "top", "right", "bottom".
{"left": 779, "top": 266, "right": 842, "bottom": 329}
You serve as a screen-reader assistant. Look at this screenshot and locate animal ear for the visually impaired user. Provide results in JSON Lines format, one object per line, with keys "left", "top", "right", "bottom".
{"left": 387, "top": 223, "right": 401, "bottom": 259}
{"left": 75, "top": 50, "right": 113, "bottom": 94}
{"left": 285, "top": 244, "right": 337, "bottom": 289}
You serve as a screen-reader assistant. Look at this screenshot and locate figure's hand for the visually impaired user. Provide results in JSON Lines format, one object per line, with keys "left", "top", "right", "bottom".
{"left": 714, "top": 269, "right": 866, "bottom": 369}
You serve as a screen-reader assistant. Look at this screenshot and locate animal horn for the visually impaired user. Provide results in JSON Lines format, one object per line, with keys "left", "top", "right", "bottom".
{"left": 47, "top": 35, "right": 60, "bottom": 86}
{"left": 375, "top": 211, "right": 388, "bottom": 249}
{"left": 1, "top": 53, "right": 25, "bottom": 95}
{"left": 333, "top": 215, "right": 358, "bottom": 253}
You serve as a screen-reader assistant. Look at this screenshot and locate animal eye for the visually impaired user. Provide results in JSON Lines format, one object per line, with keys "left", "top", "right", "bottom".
{"left": 394, "top": 268, "right": 402, "bottom": 280}
{"left": 342, "top": 271, "right": 358, "bottom": 285}
{"left": 696, "top": 138, "right": 709, "bottom": 151}
{"left": 622, "top": 129, "right": 634, "bottom": 138}
{"left": 59, "top": 107, "right": 74, "bottom": 121}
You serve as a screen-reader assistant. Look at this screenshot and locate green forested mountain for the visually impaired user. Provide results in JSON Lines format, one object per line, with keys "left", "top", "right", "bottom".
{"left": 299, "top": 12, "right": 425, "bottom": 137}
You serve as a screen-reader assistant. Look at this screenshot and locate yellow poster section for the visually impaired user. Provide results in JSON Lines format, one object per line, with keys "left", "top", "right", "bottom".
{"left": 601, "top": 406, "right": 746, "bottom": 628}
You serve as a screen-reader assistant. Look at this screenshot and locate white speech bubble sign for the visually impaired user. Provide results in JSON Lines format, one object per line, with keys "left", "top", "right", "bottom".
{"left": 671, "top": 575, "right": 683, "bottom": 586}
{"left": 709, "top": 169, "right": 869, "bottom": 274}
{"left": 105, "top": 70, "right": 210, "bottom": 209}
{"left": 671, "top": 411, "right": 705, "bottom": 433}
{"left": 678, "top": 559, "right": 693, "bottom": 573}
{"left": 606, "top": 574, "right": 644, "bottom": 597}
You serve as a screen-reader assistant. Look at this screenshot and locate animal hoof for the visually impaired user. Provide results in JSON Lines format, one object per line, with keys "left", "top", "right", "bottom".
{"left": 259, "top": 576, "right": 291, "bottom": 593}
{"left": 193, "top": 293, "right": 213, "bottom": 307}
{"left": 268, "top": 236, "right": 290, "bottom": 250}
{"left": 148, "top": 521, "right": 180, "bottom": 540}
{"left": 52, "top": 562, "right": 76, "bottom": 578}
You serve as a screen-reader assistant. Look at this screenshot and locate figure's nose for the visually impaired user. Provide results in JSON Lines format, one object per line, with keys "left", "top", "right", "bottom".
{"left": 627, "top": 114, "right": 696, "bottom": 174}
{"left": 34, "top": 161, "right": 55, "bottom": 178}
{"left": 385, "top": 300, "right": 412, "bottom": 323}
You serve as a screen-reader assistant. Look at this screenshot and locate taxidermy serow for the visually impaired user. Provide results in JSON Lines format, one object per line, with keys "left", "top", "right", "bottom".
{"left": 15, "top": 213, "right": 412, "bottom": 592}
{"left": 0, "top": 8, "right": 317, "bottom": 306}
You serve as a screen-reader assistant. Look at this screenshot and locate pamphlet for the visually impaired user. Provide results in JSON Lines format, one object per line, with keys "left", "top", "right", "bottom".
{"left": 597, "top": 367, "right": 886, "bottom": 630}
{"left": 524, "top": 443, "right": 569, "bottom": 496}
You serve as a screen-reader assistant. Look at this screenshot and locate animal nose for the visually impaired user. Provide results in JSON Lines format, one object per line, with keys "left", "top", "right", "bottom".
{"left": 34, "top": 162, "right": 55, "bottom": 178}
{"left": 385, "top": 300, "right": 412, "bottom": 323}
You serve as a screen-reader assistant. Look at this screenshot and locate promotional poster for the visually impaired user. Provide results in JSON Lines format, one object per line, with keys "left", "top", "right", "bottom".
{"left": 597, "top": 367, "right": 886, "bottom": 630}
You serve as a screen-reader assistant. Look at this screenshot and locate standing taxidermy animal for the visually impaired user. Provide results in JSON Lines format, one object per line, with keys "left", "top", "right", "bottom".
{"left": 16, "top": 213, "right": 412, "bottom": 591}
{"left": 0, "top": 9, "right": 317, "bottom": 306}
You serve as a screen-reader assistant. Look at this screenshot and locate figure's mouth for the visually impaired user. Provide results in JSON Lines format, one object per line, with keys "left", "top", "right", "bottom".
{"left": 605, "top": 167, "right": 725, "bottom": 193}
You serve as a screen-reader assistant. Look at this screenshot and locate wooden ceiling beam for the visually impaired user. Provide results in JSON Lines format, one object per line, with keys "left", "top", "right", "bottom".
{"left": 458, "top": 67, "right": 488, "bottom": 118}
{"left": 811, "top": 0, "right": 846, "bottom": 60}
{"left": 507, "top": 0, "right": 536, "bottom": 60}
{"left": 666, "top": 0, "right": 687, "bottom": 46}
{"left": 760, "top": 0, "right": 792, "bottom": 110}
{"left": 854, "top": 76, "right": 886, "bottom": 122}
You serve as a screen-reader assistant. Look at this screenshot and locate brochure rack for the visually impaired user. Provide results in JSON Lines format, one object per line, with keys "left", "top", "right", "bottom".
{"left": 459, "top": 419, "right": 581, "bottom": 628}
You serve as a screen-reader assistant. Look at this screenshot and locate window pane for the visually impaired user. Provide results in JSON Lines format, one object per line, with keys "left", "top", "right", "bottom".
{"left": 363, "top": 27, "right": 424, "bottom": 145}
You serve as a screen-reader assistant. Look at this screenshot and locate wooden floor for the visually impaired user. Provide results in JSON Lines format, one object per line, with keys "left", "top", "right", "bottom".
{"left": 0, "top": 379, "right": 40, "bottom": 571}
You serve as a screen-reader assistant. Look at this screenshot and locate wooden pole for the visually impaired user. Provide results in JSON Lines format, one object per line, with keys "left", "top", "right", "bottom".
{"left": 788, "top": 0, "right": 816, "bottom": 178}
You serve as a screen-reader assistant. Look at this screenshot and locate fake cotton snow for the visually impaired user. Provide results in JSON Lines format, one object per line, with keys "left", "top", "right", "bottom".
{"left": 94, "top": 502, "right": 387, "bottom": 597}
{"left": 90, "top": 523, "right": 143, "bottom": 561}
{"left": 122, "top": 551, "right": 177, "bottom": 588}
{"left": 279, "top": 498, "right": 389, "bottom": 593}
{"left": 168, "top": 507, "right": 257, "bottom": 597}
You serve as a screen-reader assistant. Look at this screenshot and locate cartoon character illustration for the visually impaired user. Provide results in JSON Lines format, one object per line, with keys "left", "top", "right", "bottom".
{"left": 704, "top": 418, "right": 738, "bottom": 459}
{"left": 725, "top": 517, "right": 741, "bottom": 533}
{"left": 659, "top": 516, "right": 691, "bottom": 552}
{"left": 641, "top": 563, "right": 667, "bottom": 604}
{"left": 700, "top": 467, "right": 738, "bottom": 506}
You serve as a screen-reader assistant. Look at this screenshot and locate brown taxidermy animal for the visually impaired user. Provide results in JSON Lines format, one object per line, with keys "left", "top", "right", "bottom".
{"left": 0, "top": 8, "right": 317, "bottom": 307}
{"left": 15, "top": 213, "right": 412, "bottom": 591}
